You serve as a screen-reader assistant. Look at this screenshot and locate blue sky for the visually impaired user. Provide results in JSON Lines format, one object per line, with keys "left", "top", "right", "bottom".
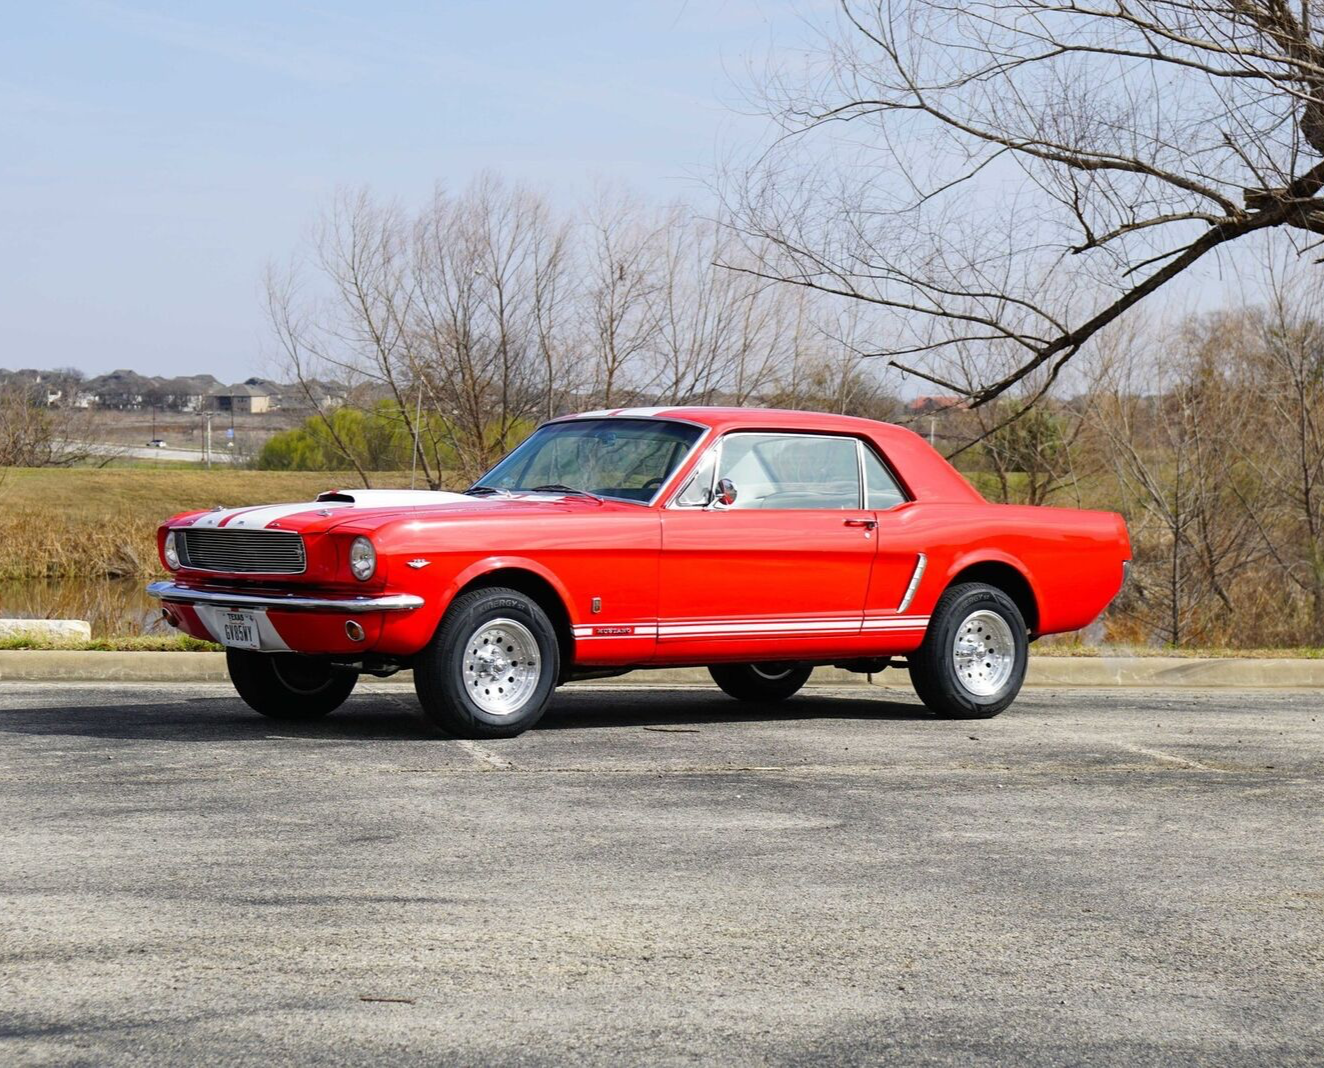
{"left": 1, "top": 1, "right": 800, "bottom": 379}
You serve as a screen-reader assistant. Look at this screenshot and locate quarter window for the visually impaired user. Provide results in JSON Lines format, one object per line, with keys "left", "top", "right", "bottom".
{"left": 861, "top": 444, "right": 907, "bottom": 510}
{"left": 714, "top": 433, "right": 861, "bottom": 510}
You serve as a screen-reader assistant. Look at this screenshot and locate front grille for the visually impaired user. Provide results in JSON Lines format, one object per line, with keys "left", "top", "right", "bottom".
{"left": 179, "top": 528, "right": 306, "bottom": 574}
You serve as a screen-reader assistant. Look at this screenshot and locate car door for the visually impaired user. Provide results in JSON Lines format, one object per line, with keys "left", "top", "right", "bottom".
{"left": 656, "top": 431, "right": 878, "bottom": 659}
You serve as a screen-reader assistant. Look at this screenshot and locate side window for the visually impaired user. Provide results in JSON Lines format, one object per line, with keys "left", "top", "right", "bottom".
{"left": 715, "top": 433, "right": 861, "bottom": 510}
{"left": 674, "top": 448, "right": 716, "bottom": 507}
{"left": 861, "top": 444, "right": 907, "bottom": 510}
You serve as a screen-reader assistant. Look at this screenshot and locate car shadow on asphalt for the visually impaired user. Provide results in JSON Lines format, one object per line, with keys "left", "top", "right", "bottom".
{"left": 539, "top": 689, "right": 933, "bottom": 730}
{"left": 0, "top": 689, "right": 931, "bottom": 743}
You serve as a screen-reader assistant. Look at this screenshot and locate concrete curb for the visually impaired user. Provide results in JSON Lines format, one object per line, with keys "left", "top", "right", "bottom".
{"left": 0, "top": 650, "right": 1321, "bottom": 687}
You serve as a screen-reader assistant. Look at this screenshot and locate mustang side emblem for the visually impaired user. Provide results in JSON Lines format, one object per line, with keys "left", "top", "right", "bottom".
{"left": 407, "top": 559, "right": 431, "bottom": 569}
{"left": 593, "top": 626, "right": 634, "bottom": 636}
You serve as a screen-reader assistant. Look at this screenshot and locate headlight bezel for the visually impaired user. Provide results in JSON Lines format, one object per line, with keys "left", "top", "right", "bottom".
{"left": 349, "top": 536, "right": 376, "bottom": 582}
{"left": 163, "top": 529, "right": 180, "bottom": 570}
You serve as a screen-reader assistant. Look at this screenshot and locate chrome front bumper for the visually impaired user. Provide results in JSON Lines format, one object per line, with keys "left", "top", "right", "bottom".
{"left": 146, "top": 581, "right": 424, "bottom": 614}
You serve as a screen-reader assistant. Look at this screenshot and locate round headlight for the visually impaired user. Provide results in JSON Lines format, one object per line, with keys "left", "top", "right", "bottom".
{"left": 163, "top": 530, "right": 180, "bottom": 570}
{"left": 349, "top": 536, "right": 376, "bottom": 581}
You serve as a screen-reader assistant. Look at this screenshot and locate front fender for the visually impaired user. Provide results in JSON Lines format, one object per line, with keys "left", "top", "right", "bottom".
{"left": 439, "top": 556, "right": 579, "bottom": 625}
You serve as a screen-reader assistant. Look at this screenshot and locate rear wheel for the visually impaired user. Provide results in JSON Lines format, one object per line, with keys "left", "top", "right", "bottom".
{"left": 708, "top": 662, "right": 813, "bottom": 703}
{"left": 909, "top": 582, "right": 1027, "bottom": 719}
{"left": 226, "top": 650, "right": 358, "bottom": 719}
{"left": 413, "top": 587, "right": 560, "bottom": 738}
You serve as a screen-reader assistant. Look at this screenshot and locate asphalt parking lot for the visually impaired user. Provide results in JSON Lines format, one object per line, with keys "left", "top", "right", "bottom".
{"left": 1, "top": 681, "right": 1321, "bottom": 1066}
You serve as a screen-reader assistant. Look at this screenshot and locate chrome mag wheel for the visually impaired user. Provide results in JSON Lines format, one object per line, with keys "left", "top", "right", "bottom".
{"left": 951, "top": 609, "right": 1016, "bottom": 697}
{"left": 464, "top": 617, "right": 541, "bottom": 716}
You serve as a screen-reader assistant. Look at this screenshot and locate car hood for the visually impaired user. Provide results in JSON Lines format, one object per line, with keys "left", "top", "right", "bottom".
{"left": 171, "top": 488, "right": 621, "bottom": 534}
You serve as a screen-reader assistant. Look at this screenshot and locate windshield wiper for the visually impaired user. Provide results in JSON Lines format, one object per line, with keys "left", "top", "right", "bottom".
{"left": 528, "top": 483, "right": 603, "bottom": 501}
{"left": 464, "top": 485, "right": 506, "bottom": 496}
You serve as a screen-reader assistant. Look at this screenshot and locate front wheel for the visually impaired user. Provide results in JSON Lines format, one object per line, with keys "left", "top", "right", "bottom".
{"left": 908, "top": 583, "right": 1028, "bottom": 719}
{"left": 708, "top": 662, "right": 813, "bottom": 703}
{"left": 413, "top": 587, "right": 561, "bottom": 738}
{"left": 226, "top": 650, "right": 358, "bottom": 719}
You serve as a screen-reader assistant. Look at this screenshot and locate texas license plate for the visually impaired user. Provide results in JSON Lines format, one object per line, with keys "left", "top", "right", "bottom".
{"left": 220, "top": 610, "right": 261, "bottom": 650}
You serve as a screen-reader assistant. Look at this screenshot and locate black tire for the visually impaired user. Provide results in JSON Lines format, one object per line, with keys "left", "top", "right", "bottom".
{"left": 908, "top": 582, "right": 1028, "bottom": 719}
{"left": 413, "top": 586, "right": 561, "bottom": 739}
{"left": 226, "top": 649, "right": 358, "bottom": 719}
{"left": 708, "top": 662, "right": 813, "bottom": 703}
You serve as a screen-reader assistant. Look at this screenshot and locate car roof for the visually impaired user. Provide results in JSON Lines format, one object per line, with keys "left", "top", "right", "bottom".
{"left": 556, "top": 405, "right": 898, "bottom": 435}
{"left": 551, "top": 405, "right": 984, "bottom": 504}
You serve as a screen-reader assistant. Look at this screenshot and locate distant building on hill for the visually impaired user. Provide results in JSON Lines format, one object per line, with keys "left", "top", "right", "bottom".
{"left": 208, "top": 382, "right": 272, "bottom": 414}
{"left": 907, "top": 395, "right": 968, "bottom": 415}
{"left": 283, "top": 378, "right": 347, "bottom": 411}
{"left": 154, "top": 374, "right": 222, "bottom": 411}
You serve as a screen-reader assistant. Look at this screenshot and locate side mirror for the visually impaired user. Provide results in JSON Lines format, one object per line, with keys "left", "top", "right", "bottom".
{"left": 713, "top": 478, "right": 738, "bottom": 507}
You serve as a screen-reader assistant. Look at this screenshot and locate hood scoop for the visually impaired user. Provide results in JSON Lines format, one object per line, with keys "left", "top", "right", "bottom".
{"left": 314, "top": 489, "right": 476, "bottom": 507}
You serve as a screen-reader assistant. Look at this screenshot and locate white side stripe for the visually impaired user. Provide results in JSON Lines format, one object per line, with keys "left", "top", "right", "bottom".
{"left": 573, "top": 616, "right": 930, "bottom": 640}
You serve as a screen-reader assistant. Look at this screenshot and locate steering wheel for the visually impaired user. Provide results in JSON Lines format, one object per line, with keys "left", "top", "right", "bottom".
{"left": 640, "top": 476, "right": 665, "bottom": 494}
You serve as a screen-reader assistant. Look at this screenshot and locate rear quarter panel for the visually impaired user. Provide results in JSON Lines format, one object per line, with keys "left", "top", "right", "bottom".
{"left": 903, "top": 502, "right": 1130, "bottom": 636}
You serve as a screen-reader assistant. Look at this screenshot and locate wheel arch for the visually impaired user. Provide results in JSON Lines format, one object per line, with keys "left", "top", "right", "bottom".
{"left": 447, "top": 561, "right": 576, "bottom": 670}
{"left": 943, "top": 557, "right": 1040, "bottom": 635}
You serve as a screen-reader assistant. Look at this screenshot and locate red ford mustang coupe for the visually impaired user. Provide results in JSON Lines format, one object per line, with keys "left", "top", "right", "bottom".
{"left": 148, "top": 407, "right": 1130, "bottom": 737}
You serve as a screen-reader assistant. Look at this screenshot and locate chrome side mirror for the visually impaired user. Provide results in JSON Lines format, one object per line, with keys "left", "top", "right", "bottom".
{"left": 712, "top": 478, "right": 738, "bottom": 507}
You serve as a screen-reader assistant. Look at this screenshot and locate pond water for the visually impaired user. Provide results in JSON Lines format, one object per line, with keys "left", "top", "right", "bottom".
{"left": 0, "top": 578, "right": 168, "bottom": 637}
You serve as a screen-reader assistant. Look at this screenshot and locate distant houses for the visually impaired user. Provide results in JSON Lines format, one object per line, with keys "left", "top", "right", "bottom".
{"left": 0, "top": 367, "right": 346, "bottom": 414}
{"left": 74, "top": 369, "right": 222, "bottom": 411}
{"left": 207, "top": 377, "right": 347, "bottom": 413}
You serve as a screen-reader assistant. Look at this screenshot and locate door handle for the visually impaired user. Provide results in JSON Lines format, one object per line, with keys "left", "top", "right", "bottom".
{"left": 844, "top": 518, "right": 877, "bottom": 530}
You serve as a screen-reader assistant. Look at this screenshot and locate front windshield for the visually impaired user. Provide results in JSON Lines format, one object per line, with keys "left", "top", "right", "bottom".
{"left": 475, "top": 418, "right": 704, "bottom": 504}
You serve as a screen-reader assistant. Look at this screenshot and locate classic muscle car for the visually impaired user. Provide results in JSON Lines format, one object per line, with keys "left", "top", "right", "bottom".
{"left": 147, "top": 407, "right": 1131, "bottom": 737}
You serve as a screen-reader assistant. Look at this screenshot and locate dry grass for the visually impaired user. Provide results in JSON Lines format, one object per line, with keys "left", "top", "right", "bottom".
{"left": 0, "top": 468, "right": 415, "bottom": 579}
{"left": 1035, "top": 641, "right": 1324, "bottom": 659}
{"left": 0, "top": 632, "right": 219, "bottom": 651}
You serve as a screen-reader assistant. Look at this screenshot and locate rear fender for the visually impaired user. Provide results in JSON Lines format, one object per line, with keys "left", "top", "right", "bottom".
{"left": 935, "top": 549, "right": 1044, "bottom": 627}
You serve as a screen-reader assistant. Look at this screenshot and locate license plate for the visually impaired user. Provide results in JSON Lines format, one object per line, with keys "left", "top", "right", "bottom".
{"left": 220, "top": 610, "right": 261, "bottom": 650}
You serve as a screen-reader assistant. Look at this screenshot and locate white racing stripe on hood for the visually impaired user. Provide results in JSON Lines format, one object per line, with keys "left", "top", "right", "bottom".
{"left": 190, "top": 489, "right": 478, "bottom": 529}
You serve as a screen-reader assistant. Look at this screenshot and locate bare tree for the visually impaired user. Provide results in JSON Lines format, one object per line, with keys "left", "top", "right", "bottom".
{"left": 582, "top": 187, "right": 660, "bottom": 407}
{"left": 731, "top": 0, "right": 1324, "bottom": 410}
{"left": 411, "top": 176, "right": 567, "bottom": 478}
{"left": 264, "top": 262, "right": 373, "bottom": 488}
{"left": 646, "top": 206, "right": 796, "bottom": 403}
{"left": 0, "top": 385, "right": 110, "bottom": 468}
{"left": 1089, "top": 316, "right": 1260, "bottom": 644}
{"left": 1235, "top": 263, "right": 1324, "bottom": 640}
{"left": 266, "top": 178, "right": 570, "bottom": 484}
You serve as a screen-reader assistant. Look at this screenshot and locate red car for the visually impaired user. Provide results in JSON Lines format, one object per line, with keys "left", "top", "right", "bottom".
{"left": 148, "top": 407, "right": 1130, "bottom": 737}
